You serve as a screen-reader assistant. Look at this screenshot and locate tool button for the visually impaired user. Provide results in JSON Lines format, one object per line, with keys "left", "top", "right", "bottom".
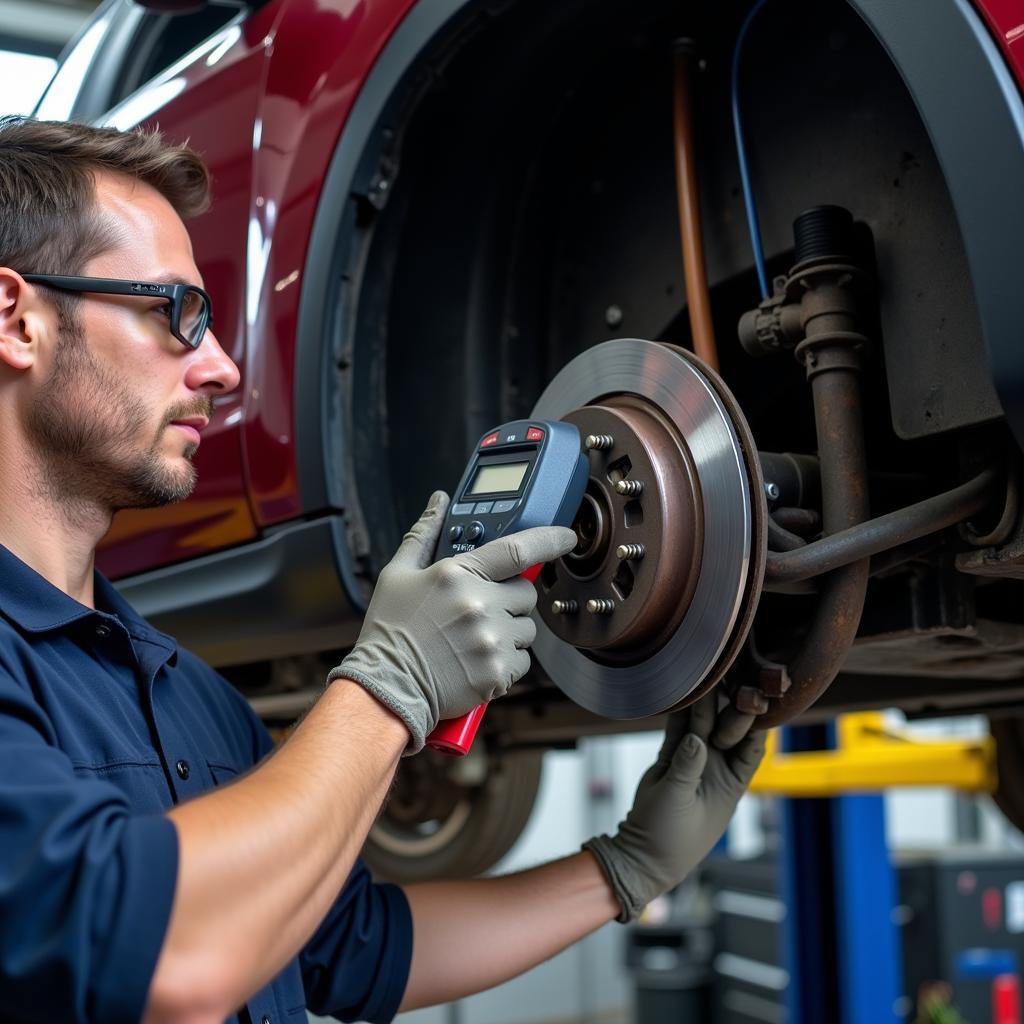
{"left": 480, "top": 431, "right": 500, "bottom": 448}
{"left": 465, "top": 521, "right": 485, "bottom": 542}
{"left": 526, "top": 426, "right": 545, "bottom": 442}
{"left": 474, "top": 501, "right": 494, "bottom": 514}
{"left": 448, "top": 525, "right": 463, "bottom": 542}
{"left": 492, "top": 499, "right": 518, "bottom": 514}
{"left": 452, "top": 502, "right": 475, "bottom": 516}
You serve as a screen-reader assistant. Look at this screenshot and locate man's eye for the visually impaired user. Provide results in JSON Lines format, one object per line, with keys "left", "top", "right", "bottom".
{"left": 154, "top": 304, "right": 172, "bottom": 319}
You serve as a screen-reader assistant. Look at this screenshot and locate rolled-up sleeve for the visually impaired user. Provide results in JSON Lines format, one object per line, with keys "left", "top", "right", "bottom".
{"left": 0, "top": 671, "right": 178, "bottom": 1023}
{"left": 300, "top": 858, "right": 412, "bottom": 1023}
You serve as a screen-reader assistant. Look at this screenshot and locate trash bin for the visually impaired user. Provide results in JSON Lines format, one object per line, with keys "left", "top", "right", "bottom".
{"left": 626, "top": 923, "right": 713, "bottom": 1023}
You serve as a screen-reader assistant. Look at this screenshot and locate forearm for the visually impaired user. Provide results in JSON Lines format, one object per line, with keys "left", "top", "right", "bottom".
{"left": 147, "top": 679, "right": 408, "bottom": 1022}
{"left": 399, "top": 850, "right": 619, "bottom": 1011}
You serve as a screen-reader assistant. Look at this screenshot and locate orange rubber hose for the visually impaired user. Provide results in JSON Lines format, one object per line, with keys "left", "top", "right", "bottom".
{"left": 672, "top": 42, "right": 719, "bottom": 371}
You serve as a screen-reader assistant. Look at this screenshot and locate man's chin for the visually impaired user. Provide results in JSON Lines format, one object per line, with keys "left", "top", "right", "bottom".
{"left": 116, "top": 460, "right": 198, "bottom": 510}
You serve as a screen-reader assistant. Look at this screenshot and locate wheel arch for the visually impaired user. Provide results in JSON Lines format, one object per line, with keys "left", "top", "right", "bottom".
{"left": 292, "top": 0, "right": 494, "bottom": 607}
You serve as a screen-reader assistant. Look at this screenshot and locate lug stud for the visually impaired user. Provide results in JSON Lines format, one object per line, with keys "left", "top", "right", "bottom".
{"left": 615, "top": 479, "right": 644, "bottom": 496}
{"left": 584, "top": 434, "right": 614, "bottom": 451}
{"left": 616, "top": 543, "right": 646, "bottom": 561}
{"left": 586, "top": 598, "right": 616, "bottom": 614}
{"left": 551, "top": 599, "right": 579, "bottom": 615}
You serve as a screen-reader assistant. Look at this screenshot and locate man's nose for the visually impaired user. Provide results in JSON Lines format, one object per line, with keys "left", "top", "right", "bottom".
{"left": 184, "top": 328, "right": 241, "bottom": 394}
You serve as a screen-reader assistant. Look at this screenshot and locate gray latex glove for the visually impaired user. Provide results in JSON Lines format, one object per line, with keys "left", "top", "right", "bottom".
{"left": 328, "top": 491, "right": 577, "bottom": 753}
{"left": 584, "top": 694, "right": 766, "bottom": 922}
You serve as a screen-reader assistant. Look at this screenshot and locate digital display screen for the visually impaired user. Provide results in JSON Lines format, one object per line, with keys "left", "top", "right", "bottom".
{"left": 469, "top": 461, "right": 529, "bottom": 495}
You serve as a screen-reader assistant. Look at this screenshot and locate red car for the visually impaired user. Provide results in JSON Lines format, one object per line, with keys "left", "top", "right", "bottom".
{"left": 36, "top": 0, "right": 1024, "bottom": 880}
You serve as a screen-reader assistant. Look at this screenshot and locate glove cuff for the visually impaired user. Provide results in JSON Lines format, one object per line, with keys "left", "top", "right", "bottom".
{"left": 582, "top": 835, "right": 644, "bottom": 924}
{"left": 326, "top": 661, "right": 425, "bottom": 755}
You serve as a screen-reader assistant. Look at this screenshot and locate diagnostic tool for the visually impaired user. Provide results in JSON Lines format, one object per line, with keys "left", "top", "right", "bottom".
{"left": 426, "top": 419, "right": 589, "bottom": 755}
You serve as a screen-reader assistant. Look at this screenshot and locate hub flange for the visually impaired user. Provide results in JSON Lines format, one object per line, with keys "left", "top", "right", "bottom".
{"left": 537, "top": 398, "right": 703, "bottom": 660}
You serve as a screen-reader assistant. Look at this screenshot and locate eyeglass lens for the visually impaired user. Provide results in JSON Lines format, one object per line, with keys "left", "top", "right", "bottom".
{"left": 181, "top": 289, "right": 209, "bottom": 346}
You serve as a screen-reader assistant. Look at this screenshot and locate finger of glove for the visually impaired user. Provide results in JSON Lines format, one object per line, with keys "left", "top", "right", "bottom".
{"left": 666, "top": 733, "right": 709, "bottom": 789}
{"left": 505, "top": 648, "right": 532, "bottom": 690}
{"left": 727, "top": 731, "right": 767, "bottom": 785}
{"left": 711, "top": 705, "right": 757, "bottom": 751}
{"left": 389, "top": 491, "right": 450, "bottom": 569}
{"left": 688, "top": 693, "right": 717, "bottom": 745}
{"left": 654, "top": 712, "right": 691, "bottom": 774}
{"left": 706, "top": 731, "right": 767, "bottom": 794}
{"left": 501, "top": 576, "right": 540, "bottom": 617}
{"left": 456, "top": 526, "right": 577, "bottom": 582}
{"left": 507, "top": 614, "right": 537, "bottom": 651}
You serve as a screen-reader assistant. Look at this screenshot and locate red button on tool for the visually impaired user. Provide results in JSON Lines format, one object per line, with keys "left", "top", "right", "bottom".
{"left": 480, "top": 431, "right": 500, "bottom": 448}
{"left": 526, "top": 426, "right": 545, "bottom": 441}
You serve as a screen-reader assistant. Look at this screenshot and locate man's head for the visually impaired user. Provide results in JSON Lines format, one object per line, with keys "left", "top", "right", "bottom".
{"left": 0, "top": 116, "right": 240, "bottom": 517}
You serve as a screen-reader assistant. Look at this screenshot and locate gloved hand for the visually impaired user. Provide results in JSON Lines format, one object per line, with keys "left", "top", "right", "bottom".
{"left": 583, "top": 694, "right": 765, "bottom": 922}
{"left": 328, "top": 491, "right": 577, "bottom": 753}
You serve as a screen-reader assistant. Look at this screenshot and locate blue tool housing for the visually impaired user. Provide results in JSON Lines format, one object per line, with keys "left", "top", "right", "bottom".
{"left": 435, "top": 419, "right": 588, "bottom": 559}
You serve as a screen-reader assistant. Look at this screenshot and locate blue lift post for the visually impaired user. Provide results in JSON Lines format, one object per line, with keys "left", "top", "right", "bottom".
{"left": 780, "top": 723, "right": 904, "bottom": 1024}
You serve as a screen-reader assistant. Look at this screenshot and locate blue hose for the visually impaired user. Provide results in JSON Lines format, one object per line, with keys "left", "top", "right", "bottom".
{"left": 731, "top": 0, "right": 771, "bottom": 299}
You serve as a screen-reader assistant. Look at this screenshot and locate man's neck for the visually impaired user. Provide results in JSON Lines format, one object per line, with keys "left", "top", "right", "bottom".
{"left": 0, "top": 456, "right": 111, "bottom": 608}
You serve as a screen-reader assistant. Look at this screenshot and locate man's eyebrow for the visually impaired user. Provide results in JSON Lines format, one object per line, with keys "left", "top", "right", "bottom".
{"left": 146, "top": 272, "right": 203, "bottom": 289}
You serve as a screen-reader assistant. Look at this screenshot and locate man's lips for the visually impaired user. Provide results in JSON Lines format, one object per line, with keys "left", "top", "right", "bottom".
{"left": 169, "top": 417, "right": 208, "bottom": 446}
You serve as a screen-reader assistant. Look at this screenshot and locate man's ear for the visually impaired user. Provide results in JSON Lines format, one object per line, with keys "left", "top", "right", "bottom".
{"left": 0, "top": 268, "right": 48, "bottom": 371}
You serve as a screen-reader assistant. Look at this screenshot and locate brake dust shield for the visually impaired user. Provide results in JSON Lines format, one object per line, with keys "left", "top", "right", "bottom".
{"left": 530, "top": 339, "right": 766, "bottom": 718}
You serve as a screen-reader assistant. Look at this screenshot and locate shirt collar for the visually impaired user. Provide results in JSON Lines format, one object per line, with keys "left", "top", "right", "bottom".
{"left": 0, "top": 542, "right": 173, "bottom": 649}
{"left": 94, "top": 572, "right": 175, "bottom": 649}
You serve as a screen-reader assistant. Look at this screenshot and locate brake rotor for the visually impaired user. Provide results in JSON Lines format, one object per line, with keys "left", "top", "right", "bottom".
{"left": 530, "top": 339, "right": 766, "bottom": 718}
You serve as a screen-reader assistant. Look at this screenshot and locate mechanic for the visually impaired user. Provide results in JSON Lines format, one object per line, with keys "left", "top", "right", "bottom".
{"left": 0, "top": 115, "right": 765, "bottom": 1024}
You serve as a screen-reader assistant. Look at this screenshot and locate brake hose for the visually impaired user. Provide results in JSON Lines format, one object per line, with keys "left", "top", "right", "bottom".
{"left": 731, "top": 0, "right": 771, "bottom": 299}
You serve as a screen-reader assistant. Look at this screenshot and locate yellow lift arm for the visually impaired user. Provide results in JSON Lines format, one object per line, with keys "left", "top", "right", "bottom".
{"left": 748, "top": 712, "right": 997, "bottom": 796}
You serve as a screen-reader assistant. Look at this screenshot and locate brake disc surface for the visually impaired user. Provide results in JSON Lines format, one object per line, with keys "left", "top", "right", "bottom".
{"left": 530, "top": 339, "right": 765, "bottom": 718}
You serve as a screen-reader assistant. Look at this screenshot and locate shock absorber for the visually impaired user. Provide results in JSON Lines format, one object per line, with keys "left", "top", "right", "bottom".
{"left": 734, "top": 205, "right": 873, "bottom": 725}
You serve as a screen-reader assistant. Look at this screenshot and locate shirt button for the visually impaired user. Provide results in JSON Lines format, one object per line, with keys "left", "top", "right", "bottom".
{"left": 262, "top": 1016, "right": 272, "bottom": 1024}
{"left": 175, "top": 760, "right": 190, "bottom": 780}
{"left": 94, "top": 623, "right": 111, "bottom": 638}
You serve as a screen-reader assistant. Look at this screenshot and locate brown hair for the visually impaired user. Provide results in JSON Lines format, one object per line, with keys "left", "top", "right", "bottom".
{"left": 0, "top": 116, "right": 210, "bottom": 319}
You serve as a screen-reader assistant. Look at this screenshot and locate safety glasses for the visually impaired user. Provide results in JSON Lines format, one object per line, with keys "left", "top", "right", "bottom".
{"left": 21, "top": 273, "right": 213, "bottom": 350}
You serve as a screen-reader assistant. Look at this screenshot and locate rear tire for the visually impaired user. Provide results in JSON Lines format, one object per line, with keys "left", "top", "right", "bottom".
{"left": 363, "top": 748, "right": 543, "bottom": 882}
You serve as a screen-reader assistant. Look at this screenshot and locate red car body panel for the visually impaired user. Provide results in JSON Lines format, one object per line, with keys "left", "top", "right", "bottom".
{"left": 239, "top": 0, "right": 416, "bottom": 527}
{"left": 975, "top": 0, "right": 1024, "bottom": 90}
{"left": 97, "top": 0, "right": 1024, "bottom": 581}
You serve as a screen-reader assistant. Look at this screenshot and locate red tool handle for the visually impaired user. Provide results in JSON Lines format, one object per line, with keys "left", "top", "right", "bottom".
{"left": 425, "top": 563, "right": 543, "bottom": 756}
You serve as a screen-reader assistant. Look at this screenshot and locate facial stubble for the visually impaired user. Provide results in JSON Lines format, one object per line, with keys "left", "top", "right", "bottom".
{"left": 26, "top": 319, "right": 211, "bottom": 513}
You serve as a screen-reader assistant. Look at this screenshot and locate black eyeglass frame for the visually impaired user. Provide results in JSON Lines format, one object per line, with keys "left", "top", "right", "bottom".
{"left": 21, "top": 274, "right": 214, "bottom": 350}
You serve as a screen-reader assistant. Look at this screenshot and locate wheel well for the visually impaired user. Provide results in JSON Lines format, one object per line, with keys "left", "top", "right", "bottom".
{"left": 334, "top": 0, "right": 1000, "bottom": 577}
{"left": 291, "top": 0, "right": 1024, "bottom": 713}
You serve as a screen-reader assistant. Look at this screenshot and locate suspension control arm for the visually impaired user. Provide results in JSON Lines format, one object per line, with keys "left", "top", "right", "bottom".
{"left": 765, "top": 467, "right": 999, "bottom": 584}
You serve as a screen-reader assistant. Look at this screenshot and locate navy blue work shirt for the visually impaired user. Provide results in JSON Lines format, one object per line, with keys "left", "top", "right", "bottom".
{"left": 0, "top": 543, "right": 412, "bottom": 1024}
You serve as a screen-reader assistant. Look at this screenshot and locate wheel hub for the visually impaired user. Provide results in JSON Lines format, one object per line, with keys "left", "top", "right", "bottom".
{"left": 530, "top": 339, "right": 766, "bottom": 718}
{"left": 539, "top": 397, "right": 703, "bottom": 659}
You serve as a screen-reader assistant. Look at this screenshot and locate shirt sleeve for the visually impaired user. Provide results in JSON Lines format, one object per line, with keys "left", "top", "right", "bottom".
{"left": 0, "top": 666, "right": 178, "bottom": 1024}
{"left": 300, "top": 858, "right": 413, "bottom": 1023}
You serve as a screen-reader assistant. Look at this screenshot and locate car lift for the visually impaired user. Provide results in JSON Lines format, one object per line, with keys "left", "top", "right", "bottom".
{"left": 750, "top": 713, "right": 996, "bottom": 797}
{"left": 746, "top": 713, "right": 1007, "bottom": 1024}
